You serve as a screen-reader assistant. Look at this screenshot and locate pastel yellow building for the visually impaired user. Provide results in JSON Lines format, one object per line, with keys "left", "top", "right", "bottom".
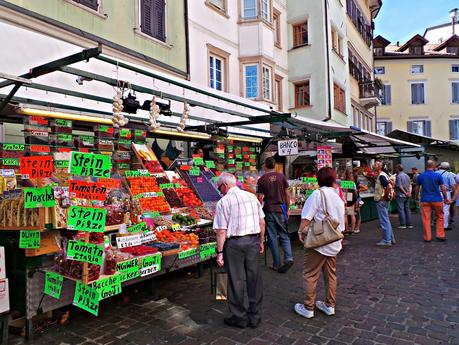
{"left": 374, "top": 33, "right": 459, "bottom": 141}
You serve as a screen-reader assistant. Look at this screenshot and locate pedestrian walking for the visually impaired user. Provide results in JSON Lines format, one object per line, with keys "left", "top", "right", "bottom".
{"left": 395, "top": 164, "right": 413, "bottom": 229}
{"left": 294, "top": 167, "right": 345, "bottom": 319}
{"left": 354, "top": 172, "right": 368, "bottom": 234}
{"left": 435, "top": 162, "right": 456, "bottom": 231}
{"left": 411, "top": 167, "right": 420, "bottom": 213}
{"left": 257, "top": 157, "right": 294, "bottom": 273}
{"left": 214, "top": 173, "right": 265, "bottom": 329}
{"left": 415, "top": 160, "right": 450, "bottom": 242}
{"left": 343, "top": 169, "right": 357, "bottom": 234}
{"left": 373, "top": 161, "right": 395, "bottom": 247}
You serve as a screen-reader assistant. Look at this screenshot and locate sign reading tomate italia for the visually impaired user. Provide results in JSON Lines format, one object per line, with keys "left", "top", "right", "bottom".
{"left": 67, "top": 206, "right": 106, "bottom": 232}
{"left": 23, "top": 187, "right": 55, "bottom": 208}
{"left": 67, "top": 240, "right": 104, "bottom": 265}
{"left": 44, "top": 271, "right": 63, "bottom": 299}
{"left": 70, "top": 152, "right": 111, "bottom": 178}
{"left": 69, "top": 180, "right": 107, "bottom": 201}
{"left": 20, "top": 156, "right": 53, "bottom": 179}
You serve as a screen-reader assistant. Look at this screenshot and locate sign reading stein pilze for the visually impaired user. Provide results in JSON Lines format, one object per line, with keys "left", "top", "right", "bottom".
{"left": 278, "top": 139, "right": 298, "bottom": 156}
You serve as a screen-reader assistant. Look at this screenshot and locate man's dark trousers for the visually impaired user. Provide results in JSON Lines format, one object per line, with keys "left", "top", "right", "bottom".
{"left": 224, "top": 235, "right": 263, "bottom": 324}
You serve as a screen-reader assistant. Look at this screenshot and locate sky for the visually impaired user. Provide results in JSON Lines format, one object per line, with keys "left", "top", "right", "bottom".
{"left": 374, "top": 0, "right": 457, "bottom": 43}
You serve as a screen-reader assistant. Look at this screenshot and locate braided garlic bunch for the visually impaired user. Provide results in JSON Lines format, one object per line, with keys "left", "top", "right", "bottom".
{"left": 149, "top": 97, "right": 161, "bottom": 130}
{"left": 112, "top": 91, "right": 128, "bottom": 127}
{"left": 176, "top": 100, "right": 189, "bottom": 133}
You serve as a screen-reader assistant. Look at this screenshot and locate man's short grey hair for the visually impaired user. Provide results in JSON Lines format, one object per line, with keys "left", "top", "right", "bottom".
{"left": 440, "top": 162, "right": 450, "bottom": 170}
{"left": 217, "top": 172, "right": 237, "bottom": 187}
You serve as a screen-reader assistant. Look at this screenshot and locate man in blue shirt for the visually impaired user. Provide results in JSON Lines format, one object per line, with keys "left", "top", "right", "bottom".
{"left": 435, "top": 162, "right": 456, "bottom": 231}
{"left": 415, "top": 160, "right": 450, "bottom": 242}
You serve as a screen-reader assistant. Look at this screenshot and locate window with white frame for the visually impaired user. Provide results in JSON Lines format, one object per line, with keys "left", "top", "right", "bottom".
{"left": 140, "top": 0, "right": 166, "bottom": 42}
{"left": 244, "top": 64, "right": 258, "bottom": 98}
{"left": 260, "top": 0, "right": 271, "bottom": 22}
{"left": 411, "top": 82, "right": 425, "bottom": 104}
{"left": 450, "top": 119, "right": 459, "bottom": 140}
{"left": 374, "top": 66, "right": 385, "bottom": 75}
{"left": 376, "top": 121, "right": 392, "bottom": 136}
{"left": 452, "top": 64, "right": 459, "bottom": 73}
{"left": 411, "top": 64, "right": 424, "bottom": 74}
{"left": 209, "top": 0, "right": 225, "bottom": 10}
{"left": 209, "top": 55, "right": 224, "bottom": 91}
{"left": 331, "top": 28, "right": 343, "bottom": 57}
{"left": 408, "top": 120, "right": 431, "bottom": 136}
{"left": 452, "top": 81, "right": 459, "bottom": 103}
{"left": 262, "top": 65, "right": 272, "bottom": 100}
{"left": 243, "top": 0, "right": 257, "bottom": 19}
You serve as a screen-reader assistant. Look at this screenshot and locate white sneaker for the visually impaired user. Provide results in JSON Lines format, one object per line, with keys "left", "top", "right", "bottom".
{"left": 294, "top": 303, "right": 314, "bottom": 318}
{"left": 315, "top": 301, "right": 335, "bottom": 316}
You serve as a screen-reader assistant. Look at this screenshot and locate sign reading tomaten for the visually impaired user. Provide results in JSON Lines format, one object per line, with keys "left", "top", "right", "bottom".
{"left": 20, "top": 156, "right": 53, "bottom": 179}
{"left": 69, "top": 180, "right": 107, "bottom": 201}
{"left": 70, "top": 152, "right": 111, "bottom": 178}
{"left": 67, "top": 240, "right": 104, "bottom": 265}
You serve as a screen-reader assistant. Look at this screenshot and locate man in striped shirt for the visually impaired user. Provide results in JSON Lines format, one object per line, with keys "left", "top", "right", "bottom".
{"left": 214, "top": 173, "right": 265, "bottom": 329}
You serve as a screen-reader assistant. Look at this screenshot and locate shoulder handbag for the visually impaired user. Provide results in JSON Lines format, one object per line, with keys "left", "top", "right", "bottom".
{"left": 304, "top": 190, "right": 344, "bottom": 249}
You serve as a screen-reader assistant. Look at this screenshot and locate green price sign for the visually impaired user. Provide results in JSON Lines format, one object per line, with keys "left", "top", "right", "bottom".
{"left": 249, "top": 147, "right": 256, "bottom": 152}
{"left": 227, "top": 146, "right": 233, "bottom": 152}
{"left": 193, "top": 157, "right": 204, "bottom": 166}
{"left": 73, "top": 281, "right": 100, "bottom": 316}
{"left": 116, "top": 259, "right": 140, "bottom": 282}
{"left": 23, "top": 187, "right": 55, "bottom": 208}
{"left": 125, "top": 170, "right": 151, "bottom": 177}
{"left": 70, "top": 152, "right": 111, "bottom": 178}
{"left": 79, "top": 135, "right": 94, "bottom": 144}
{"left": 238, "top": 176, "right": 244, "bottom": 182}
{"left": 19, "top": 231, "right": 40, "bottom": 249}
{"left": 250, "top": 155, "right": 256, "bottom": 159}
{"left": 55, "top": 160, "right": 69, "bottom": 168}
{"left": 228, "top": 168, "right": 236, "bottom": 173}
{"left": 236, "top": 154, "right": 242, "bottom": 159}
{"left": 302, "top": 177, "right": 317, "bottom": 183}
{"left": 67, "top": 240, "right": 104, "bottom": 265}
{"left": 44, "top": 271, "right": 63, "bottom": 299}
{"left": 306, "top": 190, "right": 314, "bottom": 197}
{"left": 2, "top": 143, "right": 24, "bottom": 151}
{"left": 171, "top": 223, "right": 181, "bottom": 231}
{"left": 244, "top": 162, "right": 251, "bottom": 167}
{"left": 200, "top": 242, "right": 216, "bottom": 260}
{"left": 178, "top": 248, "right": 197, "bottom": 259}
{"left": 228, "top": 159, "right": 235, "bottom": 165}
{"left": 119, "top": 129, "right": 131, "bottom": 138}
{"left": 189, "top": 168, "right": 200, "bottom": 176}
{"left": 340, "top": 180, "right": 355, "bottom": 189}
{"left": 67, "top": 206, "right": 106, "bottom": 232}
{"left": 90, "top": 275, "right": 122, "bottom": 300}
{"left": 2, "top": 158, "right": 19, "bottom": 166}
{"left": 57, "top": 134, "right": 72, "bottom": 142}
{"left": 205, "top": 160, "right": 215, "bottom": 169}
{"left": 140, "top": 253, "right": 162, "bottom": 277}
{"left": 212, "top": 176, "right": 219, "bottom": 183}
{"left": 55, "top": 119, "right": 72, "bottom": 127}
{"left": 159, "top": 183, "right": 174, "bottom": 189}
{"left": 127, "top": 222, "right": 148, "bottom": 233}
{"left": 236, "top": 162, "right": 243, "bottom": 168}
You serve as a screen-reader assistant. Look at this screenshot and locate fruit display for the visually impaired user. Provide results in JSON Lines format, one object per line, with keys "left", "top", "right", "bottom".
{"left": 172, "top": 213, "right": 197, "bottom": 227}
{"left": 127, "top": 177, "right": 161, "bottom": 195}
{"left": 192, "top": 206, "right": 214, "bottom": 220}
{"left": 138, "top": 196, "right": 170, "bottom": 213}
{"left": 120, "top": 245, "right": 159, "bottom": 256}
{"left": 155, "top": 230, "right": 199, "bottom": 250}
{"left": 152, "top": 215, "right": 176, "bottom": 228}
{"left": 175, "top": 186, "right": 202, "bottom": 207}
{"left": 146, "top": 242, "right": 180, "bottom": 251}
{"left": 161, "top": 188, "right": 185, "bottom": 208}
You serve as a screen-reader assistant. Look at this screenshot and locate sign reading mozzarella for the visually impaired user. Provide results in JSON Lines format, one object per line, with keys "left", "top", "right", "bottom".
{"left": 70, "top": 152, "right": 111, "bottom": 178}
{"left": 278, "top": 139, "right": 298, "bottom": 156}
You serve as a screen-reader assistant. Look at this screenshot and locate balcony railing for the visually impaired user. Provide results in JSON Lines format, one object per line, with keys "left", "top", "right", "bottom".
{"left": 358, "top": 81, "right": 381, "bottom": 108}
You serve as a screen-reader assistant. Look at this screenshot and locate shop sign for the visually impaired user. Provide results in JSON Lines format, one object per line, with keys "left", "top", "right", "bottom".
{"left": 340, "top": 180, "right": 355, "bottom": 189}
{"left": 205, "top": 160, "right": 215, "bottom": 168}
{"left": 20, "top": 156, "right": 53, "bottom": 178}
{"left": 116, "top": 234, "right": 141, "bottom": 248}
{"left": 200, "top": 242, "right": 216, "bottom": 260}
{"left": 19, "top": 230, "right": 40, "bottom": 248}
{"left": 91, "top": 275, "right": 121, "bottom": 300}
{"left": 44, "top": 271, "right": 63, "bottom": 299}
{"left": 70, "top": 152, "right": 111, "bottom": 178}
{"left": 2, "top": 158, "right": 19, "bottom": 166}
{"left": 178, "top": 248, "right": 197, "bottom": 259}
{"left": 29, "top": 145, "right": 51, "bottom": 153}
{"left": 23, "top": 187, "right": 55, "bottom": 208}
{"left": 67, "top": 240, "right": 104, "bottom": 265}
{"left": 278, "top": 139, "right": 298, "bottom": 156}
{"left": 140, "top": 253, "right": 162, "bottom": 277}
{"left": 73, "top": 281, "right": 100, "bottom": 316}
{"left": 67, "top": 206, "right": 106, "bottom": 232}
{"left": 69, "top": 180, "right": 107, "bottom": 201}
{"left": 2, "top": 143, "right": 24, "bottom": 151}
{"left": 116, "top": 259, "right": 140, "bottom": 282}
{"left": 127, "top": 222, "right": 148, "bottom": 233}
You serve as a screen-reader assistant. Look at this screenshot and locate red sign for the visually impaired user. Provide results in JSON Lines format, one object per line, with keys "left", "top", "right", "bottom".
{"left": 180, "top": 165, "right": 191, "bottom": 171}
{"left": 58, "top": 147, "right": 71, "bottom": 153}
{"left": 79, "top": 148, "right": 89, "bottom": 153}
{"left": 98, "top": 178, "right": 121, "bottom": 189}
{"left": 29, "top": 145, "right": 51, "bottom": 153}
{"left": 69, "top": 180, "right": 107, "bottom": 201}
{"left": 20, "top": 156, "right": 53, "bottom": 178}
{"left": 30, "top": 116, "right": 48, "bottom": 125}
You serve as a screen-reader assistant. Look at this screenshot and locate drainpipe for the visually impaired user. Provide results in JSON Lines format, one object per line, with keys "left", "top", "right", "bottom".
{"left": 323, "top": 0, "right": 332, "bottom": 122}
{"left": 184, "top": 0, "right": 191, "bottom": 80}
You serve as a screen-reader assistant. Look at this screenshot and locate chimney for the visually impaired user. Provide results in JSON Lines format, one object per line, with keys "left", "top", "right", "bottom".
{"left": 450, "top": 8, "right": 458, "bottom": 35}
{"left": 396, "top": 41, "right": 399, "bottom": 47}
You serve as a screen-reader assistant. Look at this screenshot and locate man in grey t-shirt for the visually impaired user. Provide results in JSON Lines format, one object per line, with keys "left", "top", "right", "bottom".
{"left": 395, "top": 165, "right": 413, "bottom": 229}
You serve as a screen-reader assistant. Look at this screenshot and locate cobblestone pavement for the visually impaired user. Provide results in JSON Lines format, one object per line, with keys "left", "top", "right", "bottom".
{"left": 9, "top": 213, "right": 459, "bottom": 345}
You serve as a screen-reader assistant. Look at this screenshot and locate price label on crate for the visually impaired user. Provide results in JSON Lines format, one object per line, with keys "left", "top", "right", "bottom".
{"left": 90, "top": 275, "right": 122, "bottom": 301}
{"left": 70, "top": 152, "right": 111, "bottom": 178}
{"left": 179, "top": 248, "right": 197, "bottom": 259}
{"left": 244, "top": 162, "right": 251, "bottom": 167}
{"left": 200, "top": 242, "right": 217, "bottom": 260}
{"left": 67, "top": 240, "right": 104, "bottom": 265}
{"left": 193, "top": 157, "right": 204, "bottom": 166}
{"left": 227, "top": 146, "right": 233, "bottom": 152}
{"left": 140, "top": 231, "right": 156, "bottom": 244}
{"left": 159, "top": 183, "right": 174, "bottom": 189}
{"left": 171, "top": 223, "right": 181, "bottom": 231}
{"left": 340, "top": 180, "right": 355, "bottom": 189}
{"left": 55, "top": 160, "right": 69, "bottom": 168}
{"left": 155, "top": 225, "right": 168, "bottom": 231}
{"left": 67, "top": 206, "right": 106, "bottom": 232}
{"left": 236, "top": 154, "right": 242, "bottom": 159}
{"left": 238, "top": 176, "right": 244, "bottom": 182}
{"left": 229, "top": 168, "right": 236, "bottom": 173}
{"left": 116, "top": 234, "right": 142, "bottom": 248}
{"left": 236, "top": 162, "right": 243, "bottom": 169}
{"left": 140, "top": 253, "right": 162, "bottom": 277}
{"left": 302, "top": 177, "right": 317, "bottom": 183}
{"left": 3, "top": 143, "right": 24, "bottom": 151}
{"left": 227, "top": 159, "right": 235, "bottom": 165}
{"left": 189, "top": 167, "right": 200, "bottom": 176}
{"left": 98, "top": 178, "right": 121, "bottom": 189}
{"left": 2, "top": 158, "right": 19, "bottom": 166}
{"left": 73, "top": 281, "right": 100, "bottom": 316}
{"left": 19, "top": 230, "right": 40, "bottom": 248}
{"left": 23, "top": 187, "right": 55, "bottom": 208}
{"left": 20, "top": 156, "right": 53, "bottom": 179}
{"left": 30, "top": 145, "right": 51, "bottom": 153}
{"left": 116, "top": 259, "right": 140, "bottom": 283}
{"left": 44, "top": 271, "right": 63, "bottom": 299}
{"left": 127, "top": 222, "right": 148, "bottom": 233}
{"left": 205, "top": 160, "right": 215, "bottom": 168}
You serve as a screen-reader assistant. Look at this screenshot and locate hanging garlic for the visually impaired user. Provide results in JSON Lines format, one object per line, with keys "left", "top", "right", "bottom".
{"left": 149, "top": 97, "right": 161, "bottom": 130}
{"left": 176, "top": 100, "right": 189, "bottom": 133}
{"left": 112, "top": 91, "right": 128, "bottom": 128}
